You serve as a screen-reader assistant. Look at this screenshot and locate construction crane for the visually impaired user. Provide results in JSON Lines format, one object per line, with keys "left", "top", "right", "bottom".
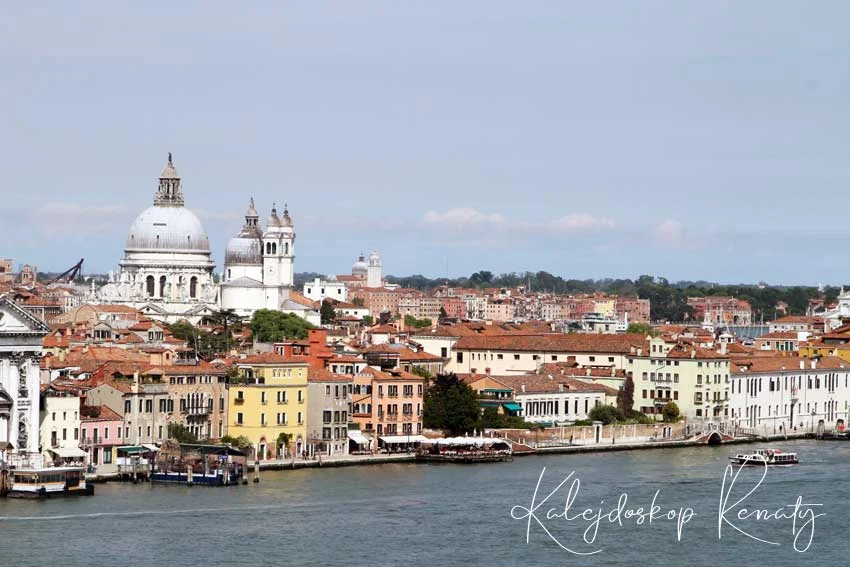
{"left": 46, "top": 258, "right": 84, "bottom": 285}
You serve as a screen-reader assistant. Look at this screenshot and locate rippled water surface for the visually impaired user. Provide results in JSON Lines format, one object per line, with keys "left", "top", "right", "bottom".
{"left": 1, "top": 439, "right": 847, "bottom": 566}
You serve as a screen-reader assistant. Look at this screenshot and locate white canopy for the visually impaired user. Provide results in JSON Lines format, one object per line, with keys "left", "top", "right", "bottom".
{"left": 48, "top": 447, "right": 88, "bottom": 458}
{"left": 428, "top": 437, "right": 506, "bottom": 446}
{"left": 348, "top": 430, "right": 370, "bottom": 445}
{"left": 379, "top": 435, "right": 429, "bottom": 444}
{"left": 142, "top": 444, "right": 160, "bottom": 453}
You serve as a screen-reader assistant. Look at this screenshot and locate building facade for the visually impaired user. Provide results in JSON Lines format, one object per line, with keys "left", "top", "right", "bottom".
{"left": 0, "top": 295, "right": 49, "bottom": 468}
{"left": 229, "top": 355, "right": 309, "bottom": 460}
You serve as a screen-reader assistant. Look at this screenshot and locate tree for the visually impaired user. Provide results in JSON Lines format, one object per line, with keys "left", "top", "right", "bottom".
{"left": 320, "top": 299, "right": 337, "bottom": 325}
{"left": 352, "top": 297, "right": 365, "bottom": 307}
{"left": 221, "top": 435, "right": 252, "bottom": 449}
{"left": 411, "top": 366, "right": 432, "bottom": 379}
{"left": 423, "top": 373, "right": 480, "bottom": 435}
{"left": 361, "top": 315, "right": 374, "bottom": 326}
{"left": 587, "top": 405, "right": 624, "bottom": 425}
{"left": 439, "top": 306, "right": 448, "bottom": 320}
{"left": 479, "top": 406, "right": 504, "bottom": 429}
{"left": 626, "top": 322, "right": 657, "bottom": 337}
{"left": 168, "top": 423, "right": 199, "bottom": 444}
{"left": 617, "top": 374, "right": 635, "bottom": 416}
{"left": 403, "top": 314, "right": 432, "bottom": 329}
{"left": 251, "top": 310, "right": 315, "bottom": 342}
{"left": 662, "top": 402, "right": 681, "bottom": 423}
{"left": 276, "top": 432, "right": 292, "bottom": 458}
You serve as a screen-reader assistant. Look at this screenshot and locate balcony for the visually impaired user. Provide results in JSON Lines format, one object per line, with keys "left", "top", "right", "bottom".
{"left": 234, "top": 398, "right": 245, "bottom": 405}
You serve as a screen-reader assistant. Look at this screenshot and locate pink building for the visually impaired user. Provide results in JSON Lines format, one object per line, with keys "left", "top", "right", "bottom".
{"left": 80, "top": 405, "right": 124, "bottom": 474}
{"left": 351, "top": 367, "right": 425, "bottom": 441}
{"left": 441, "top": 297, "right": 466, "bottom": 319}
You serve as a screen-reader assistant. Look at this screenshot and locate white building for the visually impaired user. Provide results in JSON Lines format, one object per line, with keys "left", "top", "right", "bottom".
{"left": 97, "top": 154, "right": 218, "bottom": 323}
{"left": 367, "top": 251, "right": 382, "bottom": 288}
{"left": 220, "top": 199, "right": 297, "bottom": 318}
{"left": 494, "top": 374, "right": 610, "bottom": 425}
{"left": 0, "top": 295, "right": 49, "bottom": 469}
{"left": 303, "top": 277, "right": 348, "bottom": 303}
{"left": 729, "top": 357, "right": 850, "bottom": 434}
{"left": 40, "top": 390, "right": 83, "bottom": 466}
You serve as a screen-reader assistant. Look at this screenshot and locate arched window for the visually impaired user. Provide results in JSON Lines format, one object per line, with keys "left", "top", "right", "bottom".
{"left": 159, "top": 276, "right": 167, "bottom": 298}
{"left": 284, "top": 242, "right": 289, "bottom": 255}
{"left": 227, "top": 269, "right": 231, "bottom": 280}
{"left": 265, "top": 243, "right": 270, "bottom": 254}
{"left": 272, "top": 243, "right": 277, "bottom": 255}
{"left": 190, "top": 276, "right": 198, "bottom": 298}
{"left": 146, "top": 275, "right": 155, "bottom": 297}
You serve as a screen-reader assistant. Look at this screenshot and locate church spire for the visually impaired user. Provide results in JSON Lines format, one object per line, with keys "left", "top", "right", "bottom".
{"left": 244, "top": 197, "right": 259, "bottom": 228}
{"left": 154, "top": 153, "right": 184, "bottom": 206}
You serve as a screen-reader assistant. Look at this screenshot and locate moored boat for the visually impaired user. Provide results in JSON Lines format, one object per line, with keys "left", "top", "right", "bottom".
{"left": 728, "top": 449, "right": 798, "bottom": 466}
{"left": 416, "top": 437, "right": 513, "bottom": 463}
{"left": 2, "top": 466, "right": 94, "bottom": 498}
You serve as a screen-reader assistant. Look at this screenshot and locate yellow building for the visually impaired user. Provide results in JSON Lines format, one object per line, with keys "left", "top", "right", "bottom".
{"left": 799, "top": 334, "right": 850, "bottom": 364}
{"left": 593, "top": 299, "right": 616, "bottom": 318}
{"left": 228, "top": 354, "right": 309, "bottom": 460}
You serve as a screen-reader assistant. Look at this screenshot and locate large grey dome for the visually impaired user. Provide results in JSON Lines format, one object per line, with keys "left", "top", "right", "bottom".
{"left": 225, "top": 234, "right": 262, "bottom": 265}
{"left": 125, "top": 205, "right": 211, "bottom": 253}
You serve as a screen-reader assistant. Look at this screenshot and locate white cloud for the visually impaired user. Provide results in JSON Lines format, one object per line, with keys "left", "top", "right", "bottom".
{"left": 423, "top": 208, "right": 505, "bottom": 226}
{"left": 553, "top": 213, "right": 615, "bottom": 232}
{"left": 654, "top": 219, "right": 684, "bottom": 243}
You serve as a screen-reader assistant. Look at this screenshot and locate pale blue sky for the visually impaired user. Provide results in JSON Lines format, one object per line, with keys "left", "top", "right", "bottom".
{"left": 2, "top": 2, "right": 849, "bottom": 284}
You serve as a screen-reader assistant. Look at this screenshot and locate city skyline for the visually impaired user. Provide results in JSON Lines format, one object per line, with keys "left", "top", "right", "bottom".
{"left": 3, "top": 2, "right": 850, "bottom": 284}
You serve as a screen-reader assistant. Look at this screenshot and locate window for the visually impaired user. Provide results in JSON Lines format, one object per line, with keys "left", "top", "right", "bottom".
{"left": 497, "top": 354, "right": 504, "bottom": 360}
{"left": 297, "top": 412, "right": 303, "bottom": 424}
{"left": 237, "top": 413, "right": 244, "bottom": 425}
{"left": 589, "top": 356, "right": 596, "bottom": 362}
{"left": 457, "top": 352, "right": 464, "bottom": 363}
{"left": 104, "top": 427, "right": 109, "bottom": 440}
{"left": 74, "top": 428, "right": 79, "bottom": 440}
{"left": 103, "top": 448, "right": 113, "bottom": 465}
{"left": 441, "top": 347, "right": 448, "bottom": 358}
{"left": 158, "top": 425, "right": 163, "bottom": 439}
{"left": 298, "top": 390, "right": 303, "bottom": 402}
{"left": 608, "top": 357, "right": 614, "bottom": 363}
{"left": 261, "top": 392, "right": 267, "bottom": 404}
{"left": 325, "top": 385, "right": 331, "bottom": 396}
{"left": 260, "top": 413, "right": 266, "bottom": 426}
{"left": 146, "top": 400, "right": 153, "bottom": 413}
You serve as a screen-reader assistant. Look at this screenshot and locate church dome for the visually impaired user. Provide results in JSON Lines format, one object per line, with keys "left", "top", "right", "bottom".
{"left": 125, "top": 205, "right": 210, "bottom": 253}
{"left": 225, "top": 234, "right": 262, "bottom": 265}
{"left": 352, "top": 254, "right": 368, "bottom": 275}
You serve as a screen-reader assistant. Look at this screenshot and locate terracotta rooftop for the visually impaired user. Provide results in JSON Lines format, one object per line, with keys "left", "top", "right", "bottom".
{"left": 454, "top": 333, "right": 648, "bottom": 354}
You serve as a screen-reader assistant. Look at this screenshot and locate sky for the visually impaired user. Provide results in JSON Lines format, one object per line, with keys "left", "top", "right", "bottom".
{"left": 2, "top": 2, "right": 849, "bottom": 285}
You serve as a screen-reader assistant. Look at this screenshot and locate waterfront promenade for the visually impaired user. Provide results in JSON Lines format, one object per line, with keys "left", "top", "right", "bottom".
{"left": 85, "top": 424, "right": 818, "bottom": 481}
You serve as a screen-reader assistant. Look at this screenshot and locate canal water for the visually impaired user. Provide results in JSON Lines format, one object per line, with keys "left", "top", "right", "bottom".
{"left": 1, "top": 439, "right": 847, "bottom": 566}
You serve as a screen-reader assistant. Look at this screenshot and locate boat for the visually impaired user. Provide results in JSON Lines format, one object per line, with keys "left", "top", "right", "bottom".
{"left": 728, "top": 449, "right": 798, "bottom": 467}
{"left": 150, "top": 443, "right": 247, "bottom": 486}
{"left": 416, "top": 437, "right": 513, "bottom": 463}
{"left": 1, "top": 467, "right": 94, "bottom": 498}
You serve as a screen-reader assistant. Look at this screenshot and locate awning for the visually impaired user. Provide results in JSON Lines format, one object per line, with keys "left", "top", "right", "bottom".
{"left": 379, "top": 435, "right": 429, "bottom": 444}
{"left": 143, "top": 444, "right": 161, "bottom": 453}
{"left": 348, "top": 431, "right": 370, "bottom": 445}
{"left": 117, "top": 445, "right": 155, "bottom": 455}
{"left": 502, "top": 403, "right": 522, "bottom": 412}
{"left": 48, "top": 447, "right": 88, "bottom": 458}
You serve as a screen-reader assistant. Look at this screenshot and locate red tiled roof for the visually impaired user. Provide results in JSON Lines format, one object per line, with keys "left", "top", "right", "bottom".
{"left": 307, "top": 367, "right": 354, "bottom": 383}
{"left": 454, "top": 333, "right": 648, "bottom": 354}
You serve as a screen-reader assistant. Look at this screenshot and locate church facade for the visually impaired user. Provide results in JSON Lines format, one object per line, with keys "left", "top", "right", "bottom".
{"left": 220, "top": 199, "right": 297, "bottom": 318}
{"left": 0, "top": 295, "right": 50, "bottom": 469}
{"left": 98, "top": 155, "right": 219, "bottom": 324}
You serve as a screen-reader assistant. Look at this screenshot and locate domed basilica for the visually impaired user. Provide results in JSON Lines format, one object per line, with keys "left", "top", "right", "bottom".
{"left": 98, "top": 155, "right": 218, "bottom": 323}
{"left": 98, "top": 155, "right": 301, "bottom": 323}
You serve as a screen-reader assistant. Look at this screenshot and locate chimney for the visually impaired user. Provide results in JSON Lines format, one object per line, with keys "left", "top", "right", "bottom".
{"left": 811, "top": 359, "right": 817, "bottom": 369}
{"left": 611, "top": 367, "right": 616, "bottom": 377}
{"left": 521, "top": 384, "right": 526, "bottom": 393}
{"left": 800, "top": 360, "right": 804, "bottom": 370}
{"left": 585, "top": 368, "right": 591, "bottom": 376}
{"left": 719, "top": 342, "right": 727, "bottom": 355}
{"left": 690, "top": 349, "right": 695, "bottom": 359}
{"left": 484, "top": 367, "right": 491, "bottom": 375}
{"left": 558, "top": 383, "right": 563, "bottom": 392}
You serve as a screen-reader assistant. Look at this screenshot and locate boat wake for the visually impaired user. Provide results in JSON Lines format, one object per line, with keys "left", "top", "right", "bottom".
{"left": 0, "top": 503, "right": 293, "bottom": 522}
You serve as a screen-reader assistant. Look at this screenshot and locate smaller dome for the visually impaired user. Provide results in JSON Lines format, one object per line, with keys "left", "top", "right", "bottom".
{"left": 352, "top": 254, "right": 368, "bottom": 275}
{"left": 267, "top": 204, "right": 281, "bottom": 228}
{"left": 246, "top": 197, "right": 258, "bottom": 218}
{"left": 225, "top": 235, "right": 262, "bottom": 266}
{"left": 281, "top": 204, "right": 293, "bottom": 228}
